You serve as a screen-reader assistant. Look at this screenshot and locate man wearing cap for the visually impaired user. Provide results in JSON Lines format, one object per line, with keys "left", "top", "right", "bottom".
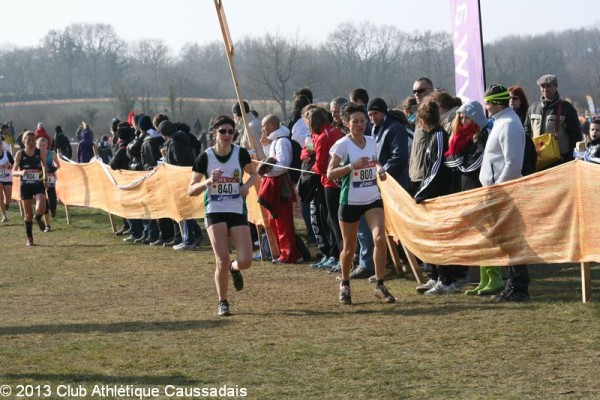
{"left": 366, "top": 97, "right": 409, "bottom": 190}
{"left": 525, "top": 74, "right": 582, "bottom": 165}
{"left": 480, "top": 83, "right": 530, "bottom": 302}
{"left": 232, "top": 100, "right": 262, "bottom": 156}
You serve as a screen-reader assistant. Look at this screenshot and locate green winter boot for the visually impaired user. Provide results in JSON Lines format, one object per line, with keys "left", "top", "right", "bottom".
{"left": 477, "top": 267, "right": 504, "bottom": 295}
{"left": 465, "top": 266, "right": 489, "bottom": 295}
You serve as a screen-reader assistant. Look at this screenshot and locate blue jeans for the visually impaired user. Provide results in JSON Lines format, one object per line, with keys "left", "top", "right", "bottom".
{"left": 181, "top": 219, "right": 196, "bottom": 246}
{"left": 357, "top": 215, "right": 374, "bottom": 273}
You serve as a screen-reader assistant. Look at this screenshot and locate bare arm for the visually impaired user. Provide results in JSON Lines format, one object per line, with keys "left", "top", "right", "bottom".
{"left": 240, "top": 160, "right": 259, "bottom": 196}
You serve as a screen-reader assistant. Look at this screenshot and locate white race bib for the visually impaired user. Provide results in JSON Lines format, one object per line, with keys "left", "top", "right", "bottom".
{"left": 210, "top": 177, "right": 240, "bottom": 201}
{"left": 23, "top": 169, "right": 40, "bottom": 183}
{"left": 47, "top": 174, "right": 56, "bottom": 186}
{"left": 0, "top": 168, "right": 8, "bottom": 179}
{"left": 351, "top": 161, "right": 377, "bottom": 188}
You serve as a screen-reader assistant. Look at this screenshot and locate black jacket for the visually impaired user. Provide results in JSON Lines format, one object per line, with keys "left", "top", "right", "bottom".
{"left": 141, "top": 133, "right": 165, "bottom": 170}
{"left": 126, "top": 131, "right": 147, "bottom": 171}
{"left": 164, "top": 131, "right": 195, "bottom": 167}
{"left": 53, "top": 133, "right": 73, "bottom": 159}
{"left": 110, "top": 138, "right": 133, "bottom": 170}
{"left": 414, "top": 127, "right": 452, "bottom": 204}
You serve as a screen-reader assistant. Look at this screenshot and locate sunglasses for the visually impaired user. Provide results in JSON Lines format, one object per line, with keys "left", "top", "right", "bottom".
{"left": 413, "top": 87, "right": 432, "bottom": 94}
{"left": 217, "top": 128, "right": 235, "bottom": 135}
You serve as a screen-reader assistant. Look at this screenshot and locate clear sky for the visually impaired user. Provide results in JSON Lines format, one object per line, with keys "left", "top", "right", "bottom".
{"left": 1, "top": 0, "right": 598, "bottom": 53}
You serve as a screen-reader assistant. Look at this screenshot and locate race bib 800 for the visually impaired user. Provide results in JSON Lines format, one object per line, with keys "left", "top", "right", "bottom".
{"left": 351, "top": 161, "right": 377, "bottom": 188}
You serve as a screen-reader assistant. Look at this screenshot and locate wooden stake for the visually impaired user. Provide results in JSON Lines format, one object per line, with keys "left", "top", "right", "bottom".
{"left": 65, "top": 204, "right": 71, "bottom": 225}
{"left": 108, "top": 213, "right": 117, "bottom": 234}
{"left": 581, "top": 262, "right": 591, "bottom": 303}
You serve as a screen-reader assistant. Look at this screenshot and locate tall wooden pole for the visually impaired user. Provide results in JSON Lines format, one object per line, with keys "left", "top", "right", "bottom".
{"left": 213, "top": 0, "right": 279, "bottom": 260}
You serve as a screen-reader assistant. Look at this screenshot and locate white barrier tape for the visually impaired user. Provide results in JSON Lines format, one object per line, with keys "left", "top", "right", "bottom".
{"left": 251, "top": 159, "right": 317, "bottom": 175}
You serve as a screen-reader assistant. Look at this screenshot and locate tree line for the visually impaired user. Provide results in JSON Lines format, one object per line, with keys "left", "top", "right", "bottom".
{"left": 2, "top": 22, "right": 600, "bottom": 121}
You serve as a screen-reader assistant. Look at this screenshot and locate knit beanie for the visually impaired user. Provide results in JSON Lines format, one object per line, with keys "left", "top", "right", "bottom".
{"left": 138, "top": 115, "right": 153, "bottom": 132}
{"left": 457, "top": 100, "right": 487, "bottom": 130}
{"left": 367, "top": 98, "right": 388, "bottom": 114}
{"left": 483, "top": 84, "right": 510, "bottom": 106}
{"left": 158, "top": 120, "right": 177, "bottom": 137}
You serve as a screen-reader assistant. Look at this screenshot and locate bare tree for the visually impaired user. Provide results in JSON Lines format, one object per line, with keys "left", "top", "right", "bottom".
{"left": 239, "top": 32, "right": 304, "bottom": 118}
{"left": 67, "top": 23, "right": 126, "bottom": 97}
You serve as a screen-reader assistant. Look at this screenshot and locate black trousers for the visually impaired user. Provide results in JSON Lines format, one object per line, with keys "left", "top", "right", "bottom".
{"left": 507, "top": 265, "right": 529, "bottom": 293}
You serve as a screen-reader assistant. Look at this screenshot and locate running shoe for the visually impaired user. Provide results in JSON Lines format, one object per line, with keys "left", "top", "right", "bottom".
{"left": 230, "top": 262, "right": 244, "bottom": 291}
{"left": 375, "top": 285, "right": 396, "bottom": 303}
{"left": 26, "top": 237, "right": 34, "bottom": 246}
{"left": 218, "top": 300, "right": 231, "bottom": 317}
{"left": 339, "top": 284, "right": 352, "bottom": 305}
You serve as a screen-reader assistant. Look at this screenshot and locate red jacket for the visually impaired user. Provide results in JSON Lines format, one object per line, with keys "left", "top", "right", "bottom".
{"left": 312, "top": 124, "right": 343, "bottom": 188}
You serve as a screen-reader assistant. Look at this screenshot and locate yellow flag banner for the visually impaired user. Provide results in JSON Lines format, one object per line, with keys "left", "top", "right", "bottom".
{"left": 12, "top": 160, "right": 597, "bottom": 266}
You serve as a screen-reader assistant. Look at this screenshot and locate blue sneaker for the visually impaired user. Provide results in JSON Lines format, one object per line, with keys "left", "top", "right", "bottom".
{"left": 311, "top": 256, "right": 328, "bottom": 268}
{"left": 253, "top": 252, "right": 262, "bottom": 261}
{"left": 318, "top": 257, "right": 338, "bottom": 270}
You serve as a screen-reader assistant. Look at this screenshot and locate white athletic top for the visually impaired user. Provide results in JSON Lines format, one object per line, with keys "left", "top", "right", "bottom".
{"left": 204, "top": 146, "right": 246, "bottom": 215}
{"left": 330, "top": 135, "right": 380, "bottom": 206}
{"left": 0, "top": 150, "right": 13, "bottom": 183}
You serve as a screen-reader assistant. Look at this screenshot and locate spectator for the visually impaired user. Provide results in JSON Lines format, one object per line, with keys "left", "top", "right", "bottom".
{"left": 257, "top": 114, "right": 302, "bottom": 264}
{"left": 158, "top": 120, "right": 199, "bottom": 251}
{"left": 232, "top": 100, "right": 262, "bottom": 156}
{"left": 110, "top": 122, "right": 143, "bottom": 243}
{"left": 408, "top": 77, "right": 436, "bottom": 195}
{"left": 77, "top": 123, "right": 96, "bottom": 163}
{"left": 97, "top": 135, "right": 113, "bottom": 164}
{"left": 481, "top": 84, "right": 530, "bottom": 302}
{"left": 305, "top": 106, "right": 344, "bottom": 271}
{"left": 524, "top": 74, "right": 582, "bottom": 165}
{"left": 508, "top": 85, "right": 529, "bottom": 124}
{"left": 330, "top": 96, "right": 348, "bottom": 133}
{"left": 413, "top": 98, "right": 456, "bottom": 295}
{"left": 53, "top": 125, "right": 73, "bottom": 160}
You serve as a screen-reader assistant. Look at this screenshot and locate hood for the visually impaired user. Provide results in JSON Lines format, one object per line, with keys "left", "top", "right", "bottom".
{"left": 82, "top": 129, "right": 93, "bottom": 141}
{"left": 171, "top": 130, "right": 191, "bottom": 145}
{"left": 146, "top": 128, "right": 161, "bottom": 139}
{"left": 267, "top": 125, "right": 291, "bottom": 141}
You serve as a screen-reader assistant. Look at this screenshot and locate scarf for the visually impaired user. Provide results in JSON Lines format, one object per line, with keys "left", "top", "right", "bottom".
{"left": 445, "top": 122, "right": 479, "bottom": 157}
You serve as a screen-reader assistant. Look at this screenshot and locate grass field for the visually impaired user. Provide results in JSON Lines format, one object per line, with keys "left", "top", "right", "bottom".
{"left": 1, "top": 206, "right": 600, "bottom": 399}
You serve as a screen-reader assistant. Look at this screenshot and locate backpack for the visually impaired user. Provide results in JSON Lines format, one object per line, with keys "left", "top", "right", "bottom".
{"left": 277, "top": 136, "right": 302, "bottom": 183}
{"left": 98, "top": 141, "right": 112, "bottom": 164}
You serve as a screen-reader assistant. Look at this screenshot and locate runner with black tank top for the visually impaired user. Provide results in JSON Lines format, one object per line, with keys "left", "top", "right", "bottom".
{"left": 188, "top": 115, "right": 259, "bottom": 317}
{"left": 12, "top": 131, "right": 47, "bottom": 246}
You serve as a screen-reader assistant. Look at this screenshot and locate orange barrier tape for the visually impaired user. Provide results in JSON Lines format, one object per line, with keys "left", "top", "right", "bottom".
{"left": 12, "top": 160, "right": 597, "bottom": 266}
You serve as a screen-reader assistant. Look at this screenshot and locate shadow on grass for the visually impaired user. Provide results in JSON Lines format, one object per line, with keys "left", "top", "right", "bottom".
{"left": 0, "top": 319, "right": 228, "bottom": 336}
{"left": 256, "top": 302, "right": 508, "bottom": 318}
{"left": 2, "top": 372, "right": 197, "bottom": 385}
